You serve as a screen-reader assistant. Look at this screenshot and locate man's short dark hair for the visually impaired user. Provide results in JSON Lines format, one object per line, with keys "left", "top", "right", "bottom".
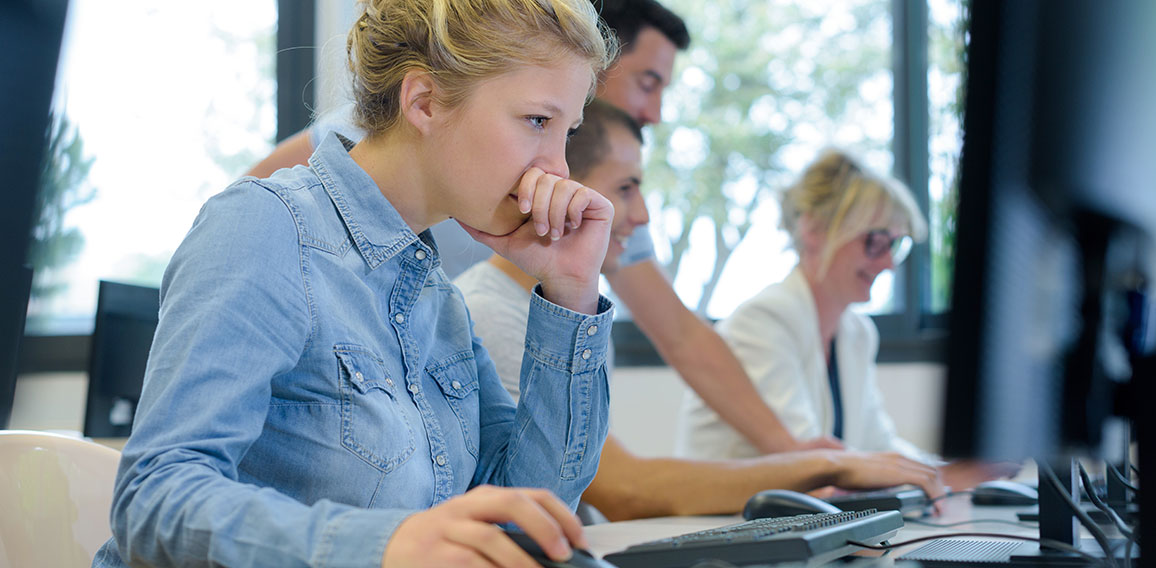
{"left": 568, "top": 99, "right": 644, "bottom": 180}
{"left": 592, "top": 0, "right": 690, "bottom": 52}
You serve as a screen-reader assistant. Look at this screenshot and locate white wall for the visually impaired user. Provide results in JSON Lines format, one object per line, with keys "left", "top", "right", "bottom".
{"left": 609, "top": 363, "right": 946, "bottom": 458}
{"left": 10, "top": 364, "right": 947, "bottom": 457}
{"left": 8, "top": 372, "right": 87, "bottom": 433}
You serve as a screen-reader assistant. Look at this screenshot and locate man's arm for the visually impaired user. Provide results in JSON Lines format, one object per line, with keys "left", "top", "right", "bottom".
{"left": 606, "top": 259, "right": 836, "bottom": 454}
{"left": 246, "top": 130, "right": 313, "bottom": 178}
{"left": 581, "top": 435, "right": 944, "bottom": 521}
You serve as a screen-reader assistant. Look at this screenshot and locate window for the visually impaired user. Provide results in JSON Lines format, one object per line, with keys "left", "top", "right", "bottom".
{"left": 927, "top": 0, "right": 967, "bottom": 313}
{"left": 27, "top": 2, "right": 278, "bottom": 335}
{"left": 21, "top": 1, "right": 316, "bottom": 373}
{"left": 645, "top": 0, "right": 898, "bottom": 320}
{"left": 631, "top": 0, "right": 964, "bottom": 361}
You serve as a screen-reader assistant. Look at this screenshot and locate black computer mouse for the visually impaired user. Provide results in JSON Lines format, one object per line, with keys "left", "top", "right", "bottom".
{"left": 971, "top": 480, "right": 1039, "bottom": 506}
{"left": 742, "top": 489, "right": 843, "bottom": 520}
{"left": 503, "top": 528, "right": 617, "bottom": 568}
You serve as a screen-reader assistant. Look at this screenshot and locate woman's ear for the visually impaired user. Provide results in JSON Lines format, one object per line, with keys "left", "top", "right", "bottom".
{"left": 797, "top": 214, "right": 826, "bottom": 255}
{"left": 399, "top": 70, "right": 438, "bottom": 135}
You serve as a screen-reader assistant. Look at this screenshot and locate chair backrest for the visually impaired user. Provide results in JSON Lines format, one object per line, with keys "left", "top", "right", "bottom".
{"left": 0, "top": 430, "right": 121, "bottom": 568}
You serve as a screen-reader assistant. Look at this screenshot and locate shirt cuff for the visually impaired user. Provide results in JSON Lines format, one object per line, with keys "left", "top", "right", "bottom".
{"left": 314, "top": 508, "right": 413, "bottom": 568}
{"left": 524, "top": 285, "right": 613, "bottom": 374}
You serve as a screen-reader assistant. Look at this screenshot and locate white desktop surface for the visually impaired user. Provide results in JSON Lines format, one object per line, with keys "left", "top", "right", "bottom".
{"left": 584, "top": 497, "right": 1047, "bottom": 562}
{"left": 585, "top": 514, "right": 740, "bottom": 557}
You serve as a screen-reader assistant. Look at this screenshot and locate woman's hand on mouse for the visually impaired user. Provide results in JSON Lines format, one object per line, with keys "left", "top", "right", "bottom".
{"left": 382, "top": 485, "right": 586, "bottom": 568}
{"left": 462, "top": 167, "right": 613, "bottom": 315}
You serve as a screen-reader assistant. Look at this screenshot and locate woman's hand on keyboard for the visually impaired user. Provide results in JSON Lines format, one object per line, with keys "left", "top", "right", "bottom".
{"left": 824, "top": 451, "right": 947, "bottom": 510}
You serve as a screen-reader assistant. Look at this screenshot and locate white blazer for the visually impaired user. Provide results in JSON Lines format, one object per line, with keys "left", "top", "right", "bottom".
{"left": 674, "top": 267, "right": 935, "bottom": 463}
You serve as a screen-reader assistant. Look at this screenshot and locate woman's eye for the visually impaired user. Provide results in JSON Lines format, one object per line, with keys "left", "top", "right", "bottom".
{"left": 528, "top": 116, "right": 548, "bottom": 129}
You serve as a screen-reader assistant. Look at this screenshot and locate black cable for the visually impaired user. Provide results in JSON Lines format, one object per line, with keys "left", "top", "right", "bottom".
{"left": 1129, "top": 463, "right": 1140, "bottom": 477}
{"left": 1039, "top": 463, "right": 1120, "bottom": 568}
{"left": 903, "top": 517, "right": 1036, "bottom": 529}
{"left": 1077, "top": 463, "right": 1136, "bottom": 542}
{"left": 846, "top": 532, "right": 1102, "bottom": 564}
{"left": 1107, "top": 462, "right": 1140, "bottom": 494}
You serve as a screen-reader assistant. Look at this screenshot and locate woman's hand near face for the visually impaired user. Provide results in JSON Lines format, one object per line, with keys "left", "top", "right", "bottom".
{"left": 463, "top": 167, "right": 613, "bottom": 314}
{"left": 381, "top": 485, "right": 587, "bottom": 568}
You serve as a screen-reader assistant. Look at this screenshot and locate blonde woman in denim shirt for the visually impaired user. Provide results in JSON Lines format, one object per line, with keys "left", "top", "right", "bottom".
{"left": 94, "top": 1, "right": 617, "bottom": 566}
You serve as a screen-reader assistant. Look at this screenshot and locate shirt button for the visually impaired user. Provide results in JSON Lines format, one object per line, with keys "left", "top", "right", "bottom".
{"left": 451, "top": 380, "right": 462, "bottom": 390}
{"left": 586, "top": 325, "right": 598, "bottom": 336}
{"left": 581, "top": 349, "right": 592, "bottom": 360}
{"left": 415, "top": 250, "right": 427, "bottom": 260}
{"left": 408, "top": 383, "right": 420, "bottom": 394}
{"left": 394, "top": 313, "right": 405, "bottom": 324}
{"left": 354, "top": 371, "right": 364, "bottom": 382}
{"left": 435, "top": 454, "right": 447, "bottom": 466}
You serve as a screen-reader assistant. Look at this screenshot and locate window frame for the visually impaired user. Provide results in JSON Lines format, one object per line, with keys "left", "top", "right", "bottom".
{"left": 22, "top": 0, "right": 950, "bottom": 374}
{"left": 617, "top": 0, "right": 950, "bottom": 366}
{"left": 19, "top": 1, "right": 315, "bottom": 374}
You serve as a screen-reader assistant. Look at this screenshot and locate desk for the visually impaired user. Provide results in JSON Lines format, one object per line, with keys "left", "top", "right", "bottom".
{"left": 584, "top": 495, "right": 1114, "bottom": 564}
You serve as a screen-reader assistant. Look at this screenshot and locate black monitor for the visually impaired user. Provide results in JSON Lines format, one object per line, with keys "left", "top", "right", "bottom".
{"left": 942, "top": 0, "right": 1156, "bottom": 563}
{"left": 0, "top": 0, "right": 70, "bottom": 429}
{"left": 83, "top": 281, "right": 160, "bottom": 438}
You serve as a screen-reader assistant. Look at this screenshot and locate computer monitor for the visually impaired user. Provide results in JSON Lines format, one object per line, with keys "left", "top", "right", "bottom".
{"left": 942, "top": 0, "right": 1156, "bottom": 562}
{"left": 0, "top": 0, "right": 70, "bottom": 429}
{"left": 83, "top": 281, "right": 160, "bottom": 438}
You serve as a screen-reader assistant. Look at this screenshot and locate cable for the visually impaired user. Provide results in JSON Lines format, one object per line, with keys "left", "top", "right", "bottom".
{"left": 903, "top": 517, "right": 1037, "bottom": 529}
{"left": 1039, "top": 462, "right": 1120, "bottom": 568}
{"left": 1077, "top": 462, "right": 1136, "bottom": 542}
{"left": 1129, "top": 463, "right": 1140, "bottom": 477}
{"left": 1107, "top": 462, "right": 1140, "bottom": 494}
{"left": 846, "top": 532, "right": 1103, "bottom": 564}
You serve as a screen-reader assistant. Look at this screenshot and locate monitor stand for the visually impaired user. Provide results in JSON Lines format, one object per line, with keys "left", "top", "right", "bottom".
{"left": 1006, "top": 458, "right": 1134, "bottom": 566}
{"left": 901, "top": 458, "right": 1139, "bottom": 567}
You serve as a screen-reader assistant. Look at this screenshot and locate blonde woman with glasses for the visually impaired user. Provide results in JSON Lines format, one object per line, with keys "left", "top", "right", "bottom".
{"left": 676, "top": 149, "right": 1015, "bottom": 492}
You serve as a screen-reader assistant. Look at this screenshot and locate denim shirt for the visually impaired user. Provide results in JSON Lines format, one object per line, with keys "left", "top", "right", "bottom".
{"left": 93, "top": 133, "right": 613, "bottom": 568}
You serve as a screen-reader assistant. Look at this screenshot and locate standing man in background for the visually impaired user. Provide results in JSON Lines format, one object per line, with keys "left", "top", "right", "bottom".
{"left": 247, "top": 0, "right": 841, "bottom": 456}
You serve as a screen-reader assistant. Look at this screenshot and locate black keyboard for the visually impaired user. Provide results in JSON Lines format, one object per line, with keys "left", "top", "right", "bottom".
{"left": 603, "top": 509, "right": 903, "bottom": 568}
{"left": 825, "top": 485, "right": 930, "bottom": 513}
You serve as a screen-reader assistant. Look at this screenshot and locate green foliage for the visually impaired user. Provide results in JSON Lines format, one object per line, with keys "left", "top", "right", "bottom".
{"left": 928, "top": 0, "right": 969, "bottom": 311}
{"left": 29, "top": 113, "right": 97, "bottom": 300}
{"left": 645, "top": 0, "right": 891, "bottom": 313}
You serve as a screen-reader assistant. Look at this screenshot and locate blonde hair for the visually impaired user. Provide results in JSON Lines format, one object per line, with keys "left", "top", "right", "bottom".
{"left": 780, "top": 148, "right": 928, "bottom": 276}
{"left": 347, "top": 0, "right": 618, "bottom": 135}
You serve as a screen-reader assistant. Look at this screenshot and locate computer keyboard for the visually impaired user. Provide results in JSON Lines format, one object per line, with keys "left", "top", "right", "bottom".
{"left": 825, "top": 485, "right": 930, "bottom": 513}
{"left": 602, "top": 509, "right": 903, "bottom": 568}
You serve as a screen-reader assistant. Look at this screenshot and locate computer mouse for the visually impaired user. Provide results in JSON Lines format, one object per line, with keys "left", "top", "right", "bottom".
{"left": 971, "top": 479, "right": 1039, "bottom": 506}
{"left": 503, "top": 528, "right": 617, "bottom": 568}
{"left": 742, "top": 489, "right": 843, "bottom": 520}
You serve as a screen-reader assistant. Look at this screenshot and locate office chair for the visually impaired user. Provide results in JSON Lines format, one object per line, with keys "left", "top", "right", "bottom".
{"left": 0, "top": 430, "right": 121, "bottom": 568}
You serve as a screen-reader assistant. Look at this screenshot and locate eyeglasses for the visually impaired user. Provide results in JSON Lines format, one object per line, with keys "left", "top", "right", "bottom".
{"left": 864, "top": 229, "right": 913, "bottom": 265}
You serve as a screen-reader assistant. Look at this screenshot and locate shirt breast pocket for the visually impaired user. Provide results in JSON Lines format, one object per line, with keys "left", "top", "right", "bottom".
{"left": 336, "top": 345, "right": 416, "bottom": 473}
{"left": 427, "top": 352, "right": 481, "bottom": 459}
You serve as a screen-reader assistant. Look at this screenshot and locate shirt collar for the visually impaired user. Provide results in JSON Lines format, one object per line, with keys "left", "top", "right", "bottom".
{"left": 309, "top": 132, "right": 436, "bottom": 269}
{"left": 785, "top": 266, "right": 823, "bottom": 345}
